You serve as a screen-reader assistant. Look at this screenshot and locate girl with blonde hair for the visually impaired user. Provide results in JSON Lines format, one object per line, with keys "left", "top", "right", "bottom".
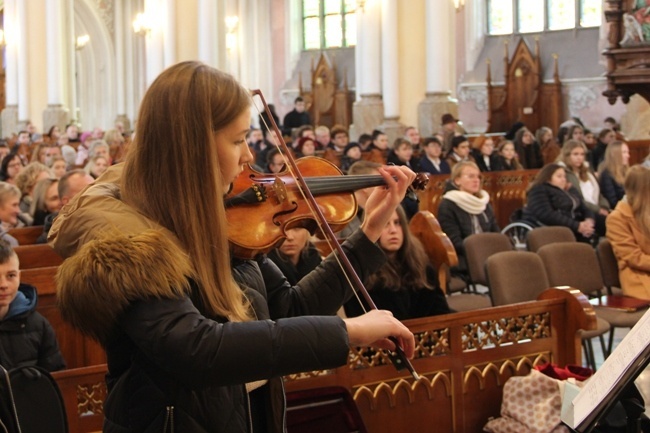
{"left": 598, "top": 141, "right": 629, "bottom": 208}
{"left": 606, "top": 166, "right": 650, "bottom": 299}
{"left": 48, "top": 61, "right": 415, "bottom": 433}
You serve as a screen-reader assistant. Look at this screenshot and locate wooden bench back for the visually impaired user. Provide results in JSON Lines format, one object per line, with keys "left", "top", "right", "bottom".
{"left": 8, "top": 225, "right": 44, "bottom": 245}
{"left": 14, "top": 244, "right": 64, "bottom": 268}
{"left": 21, "top": 266, "right": 106, "bottom": 369}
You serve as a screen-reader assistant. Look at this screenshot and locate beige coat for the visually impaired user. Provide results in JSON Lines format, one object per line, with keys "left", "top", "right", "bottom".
{"left": 606, "top": 200, "right": 650, "bottom": 299}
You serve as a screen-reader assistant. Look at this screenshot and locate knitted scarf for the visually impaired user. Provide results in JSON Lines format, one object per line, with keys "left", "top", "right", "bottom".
{"left": 442, "top": 190, "right": 490, "bottom": 215}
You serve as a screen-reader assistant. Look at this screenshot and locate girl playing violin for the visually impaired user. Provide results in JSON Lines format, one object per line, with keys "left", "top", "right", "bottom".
{"left": 48, "top": 61, "right": 415, "bottom": 433}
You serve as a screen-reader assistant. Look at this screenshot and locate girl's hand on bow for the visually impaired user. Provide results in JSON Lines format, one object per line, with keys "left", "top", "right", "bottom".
{"left": 343, "top": 309, "right": 415, "bottom": 358}
{"left": 361, "top": 165, "right": 416, "bottom": 243}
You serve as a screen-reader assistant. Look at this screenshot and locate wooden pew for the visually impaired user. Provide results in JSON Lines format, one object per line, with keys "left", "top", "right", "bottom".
{"left": 53, "top": 288, "right": 594, "bottom": 433}
{"left": 8, "top": 225, "right": 44, "bottom": 245}
{"left": 52, "top": 364, "right": 107, "bottom": 433}
{"left": 21, "top": 266, "right": 106, "bottom": 368}
{"left": 416, "top": 169, "right": 539, "bottom": 229}
{"left": 14, "top": 244, "right": 64, "bottom": 268}
{"left": 284, "top": 287, "right": 595, "bottom": 433}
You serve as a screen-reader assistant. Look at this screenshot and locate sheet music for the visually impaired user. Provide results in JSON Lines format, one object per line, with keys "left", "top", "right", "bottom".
{"left": 570, "top": 308, "right": 650, "bottom": 427}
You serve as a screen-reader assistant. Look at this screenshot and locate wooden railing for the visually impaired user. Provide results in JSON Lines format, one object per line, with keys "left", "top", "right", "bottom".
{"left": 284, "top": 287, "right": 595, "bottom": 433}
{"left": 50, "top": 288, "right": 594, "bottom": 433}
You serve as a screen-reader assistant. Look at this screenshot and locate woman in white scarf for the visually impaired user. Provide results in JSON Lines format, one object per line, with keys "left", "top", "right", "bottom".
{"left": 437, "top": 161, "right": 500, "bottom": 281}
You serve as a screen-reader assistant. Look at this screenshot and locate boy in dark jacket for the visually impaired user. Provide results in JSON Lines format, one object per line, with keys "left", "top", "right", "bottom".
{"left": 0, "top": 240, "right": 65, "bottom": 371}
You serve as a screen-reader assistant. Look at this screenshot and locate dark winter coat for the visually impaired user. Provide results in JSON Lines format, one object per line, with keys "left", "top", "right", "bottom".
{"left": 599, "top": 168, "right": 625, "bottom": 209}
{"left": 0, "top": 284, "right": 65, "bottom": 372}
{"left": 49, "top": 165, "right": 386, "bottom": 433}
{"left": 343, "top": 265, "right": 450, "bottom": 320}
{"left": 523, "top": 182, "right": 594, "bottom": 233}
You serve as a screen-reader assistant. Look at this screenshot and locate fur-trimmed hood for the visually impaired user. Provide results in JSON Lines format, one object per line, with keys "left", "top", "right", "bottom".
{"left": 49, "top": 165, "right": 195, "bottom": 343}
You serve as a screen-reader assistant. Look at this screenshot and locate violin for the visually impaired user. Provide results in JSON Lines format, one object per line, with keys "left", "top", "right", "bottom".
{"left": 235, "top": 89, "right": 424, "bottom": 380}
{"left": 225, "top": 157, "right": 429, "bottom": 259}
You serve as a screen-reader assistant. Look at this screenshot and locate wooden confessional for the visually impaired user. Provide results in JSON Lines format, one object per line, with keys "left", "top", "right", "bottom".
{"left": 486, "top": 38, "right": 563, "bottom": 134}
{"left": 299, "top": 54, "right": 354, "bottom": 129}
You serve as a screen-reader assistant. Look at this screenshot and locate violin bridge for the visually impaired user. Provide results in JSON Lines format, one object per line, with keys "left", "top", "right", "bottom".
{"left": 272, "top": 176, "right": 288, "bottom": 204}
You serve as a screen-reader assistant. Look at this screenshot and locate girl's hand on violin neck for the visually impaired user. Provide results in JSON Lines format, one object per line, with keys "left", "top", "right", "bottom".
{"left": 343, "top": 310, "right": 415, "bottom": 358}
{"left": 361, "top": 165, "right": 416, "bottom": 242}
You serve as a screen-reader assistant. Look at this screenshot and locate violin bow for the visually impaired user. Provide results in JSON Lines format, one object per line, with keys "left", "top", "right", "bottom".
{"left": 252, "top": 89, "right": 420, "bottom": 381}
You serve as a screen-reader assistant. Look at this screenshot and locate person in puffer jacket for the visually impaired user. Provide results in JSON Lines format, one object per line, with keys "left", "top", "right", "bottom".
{"left": 49, "top": 61, "right": 416, "bottom": 433}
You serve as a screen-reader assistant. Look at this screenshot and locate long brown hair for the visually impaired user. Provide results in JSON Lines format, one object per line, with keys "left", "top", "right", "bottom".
{"left": 560, "top": 140, "right": 590, "bottom": 181}
{"left": 599, "top": 141, "right": 629, "bottom": 185}
{"left": 624, "top": 165, "right": 650, "bottom": 239}
{"left": 122, "top": 61, "right": 251, "bottom": 321}
{"left": 367, "top": 206, "right": 433, "bottom": 291}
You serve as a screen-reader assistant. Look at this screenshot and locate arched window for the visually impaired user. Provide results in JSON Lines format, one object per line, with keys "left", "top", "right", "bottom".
{"left": 488, "top": 0, "right": 601, "bottom": 35}
{"left": 303, "top": 0, "right": 357, "bottom": 50}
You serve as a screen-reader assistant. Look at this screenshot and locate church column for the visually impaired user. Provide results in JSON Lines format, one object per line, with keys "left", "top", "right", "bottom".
{"left": 43, "top": 0, "right": 70, "bottom": 134}
{"left": 113, "top": 0, "right": 130, "bottom": 130}
{"left": 163, "top": 0, "right": 176, "bottom": 68}
{"left": 1, "top": 0, "right": 19, "bottom": 136}
{"left": 144, "top": 0, "right": 164, "bottom": 87}
{"left": 350, "top": 0, "right": 383, "bottom": 140}
{"left": 198, "top": 1, "right": 217, "bottom": 67}
{"left": 378, "top": 0, "right": 403, "bottom": 144}
{"left": 417, "top": 0, "right": 458, "bottom": 137}
{"left": 16, "top": 0, "right": 29, "bottom": 129}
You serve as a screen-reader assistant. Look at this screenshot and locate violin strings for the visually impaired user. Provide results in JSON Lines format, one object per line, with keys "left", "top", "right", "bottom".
{"left": 251, "top": 92, "right": 368, "bottom": 314}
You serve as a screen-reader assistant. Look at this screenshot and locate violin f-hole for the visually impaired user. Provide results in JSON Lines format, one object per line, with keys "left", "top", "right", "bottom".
{"left": 272, "top": 202, "right": 299, "bottom": 227}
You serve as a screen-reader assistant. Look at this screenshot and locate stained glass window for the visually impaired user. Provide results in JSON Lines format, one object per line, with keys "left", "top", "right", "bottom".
{"left": 518, "top": 0, "right": 544, "bottom": 33}
{"left": 488, "top": 0, "right": 513, "bottom": 35}
{"left": 302, "top": 0, "right": 356, "bottom": 50}
{"left": 487, "top": 0, "right": 601, "bottom": 35}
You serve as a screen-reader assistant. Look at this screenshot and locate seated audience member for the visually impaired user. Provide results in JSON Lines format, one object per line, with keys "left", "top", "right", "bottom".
{"left": 330, "top": 126, "right": 349, "bottom": 152}
{"left": 472, "top": 136, "right": 502, "bottom": 172}
{"left": 258, "top": 103, "right": 280, "bottom": 132}
{"left": 523, "top": 163, "right": 595, "bottom": 242}
{"left": 0, "top": 183, "right": 21, "bottom": 245}
{"left": 0, "top": 153, "right": 24, "bottom": 184}
{"left": 583, "top": 129, "right": 597, "bottom": 151}
{"left": 497, "top": 140, "right": 523, "bottom": 171}
{"left": 404, "top": 126, "right": 422, "bottom": 151}
{"left": 606, "top": 166, "right": 650, "bottom": 300}
{"left": 314, "top": 125, "right": 333, "bottom": 150}
{"left": 566, "top": 124, "right": 585, "bottom": 145}
{"left": 295, "top": 136, "right": 317, "bottom": 158}
{"left": 47, "top": 125, "right": 61, "bottom": 143}
{"left": 266, "top": 148, "right": 285, "bottom": 174}
{"left": 445, "top": 135, "right": 474, "bottom": 170}
{"left": 48, "top": 156, "right": 68, "bottom": 179}
{"left": 419, "top": 136, "right": 451, "bottom": 175}
{"left": 344, "top": 206, "right": 451, "bottom": 320}
{"left": 30, "top": 143, "right": 50, "bottom": 164}
{"left": 440, "top": 113, "right": 460, "bottom": 154}
{"left": 29, "top": 178, "right": 61, "bottom": 226}
{"left": 590, "top": 128, "right": 616, "bottom": 170}
{"left": 358, "top": 133, "right": 373, "bottom": 151}
{"left": 267, "top": 228, "right": 322, "bottom": 286}
{"left": 438, "top": 161, "right": 499, "bottom": 281}
{"left": 558, "top": 140, "right": 609, "bottom": 236}
{"left": 340, "top": 142, "right": 362, "bottom": 173}
{"left": 74, "top": 131, "right": 93, "bottom": 166}
{"left": 599, "top": 141, "right": 629, "bottom": 209}
{"left": 513, "top": 127, "right": 543, "bottom": 169}
{"left": 85, "top": 155, "right": 110, "bottom": 179}
{"left": 0, "top": 239, "right": 65, "bottom": 371}
{"left": 104, "top": 129, "right": 126, "bottom": 164}
{"left": 387, "top": 138, "right": 417, "bottom": 170}
{"left": 282, "top": 96, "right": 311, "bottom": 137}
{"left": 368, "top": 130, "right": 389, "bottom": 153}
{"left": 15, "top": 162, "right": 52, "bottom": 223}
{"left": 38, "top": 169, "right": 94, "bottom": 243}
{"left": 338, "top": 161, "right": 382, "bottom": 238}
{"left": 536, "top": 126, "right": 560, "bottom": 165}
